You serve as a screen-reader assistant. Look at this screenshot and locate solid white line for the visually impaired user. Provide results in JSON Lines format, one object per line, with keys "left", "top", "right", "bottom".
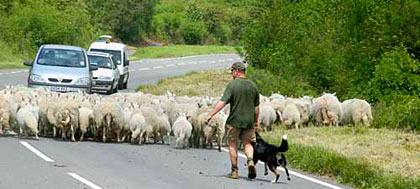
{"left": 153, "top": 66, "right": 163, "bottom": 69}
{"left": 220, "top": 147, "right": 344, "bottom": 189}
{"left": 138, "top": 68, "right": 150, "bottom": 71}
{"left": 20, "top": 141, "right": 55, "bottom": 162}
{"left": 68, "top": 173, "right": 103, "bottom": 189}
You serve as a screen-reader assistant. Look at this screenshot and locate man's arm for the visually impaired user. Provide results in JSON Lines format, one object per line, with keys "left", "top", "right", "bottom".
{"left": 205, "top": 100, "right": 226, "bottom": 124}
{"left": 254, "top": 106, "right": 260, "bottom": 129}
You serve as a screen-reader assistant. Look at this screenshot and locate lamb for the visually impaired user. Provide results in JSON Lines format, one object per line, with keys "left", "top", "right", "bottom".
{"left": 282, "top": 103, "right": 301, "bottom": 129}
{"left": 311, "top": 93, "right": 343, "bottom": 126}
{"left": 341, "top": 99, "right": 373, "bottom": 126}
{"left": 78, "top": 107, "right": 94, "bottom": 141}
{"left": 172, "top": 113, "right": 192, "bottom": 149}
{"left": 258, "top": 105, "right": 282, "bottom": 131}
{"left": 16, "top": 101, "right": 40, "bottom": 140}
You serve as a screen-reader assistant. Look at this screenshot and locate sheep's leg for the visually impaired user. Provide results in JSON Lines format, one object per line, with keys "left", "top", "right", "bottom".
{"left": 80, "top": 131, "right": 85, "bottom": 141}
{"left": 116, "top": 129, "right": 121, "bottom": 143}
{"left": 139, "top": 130, "right": 146, "bottom": 145}
{"left": 102, "top": 127, "right": 107, "bottom": 143}
{"left": 70, "top": 125, "right": 76, "bottom": 142}
{"left": 53, "top": 126, "right": 56, "bottom": 138}
{"left": 61, "top": 127, "right": 66, "bottom": 141}
{"left": 295, "top": 122, "right": 299, "bottom": 130}
{"left": 217, "top": 134, "right": 222, "bottom": 152}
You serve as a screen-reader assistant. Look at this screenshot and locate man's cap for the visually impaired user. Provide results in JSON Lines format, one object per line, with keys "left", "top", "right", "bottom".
{"left": 231, "top": 62, "right": 247, "bottom": 71}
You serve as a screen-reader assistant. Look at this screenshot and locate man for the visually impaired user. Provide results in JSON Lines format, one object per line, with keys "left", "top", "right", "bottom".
{"left": 205, "top": 61, "right": 260, "bottom": 179}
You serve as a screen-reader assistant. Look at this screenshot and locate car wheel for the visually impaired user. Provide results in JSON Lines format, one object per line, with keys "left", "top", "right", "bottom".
{"left": 113, "top": 82, "right": 118, "bottom": 93}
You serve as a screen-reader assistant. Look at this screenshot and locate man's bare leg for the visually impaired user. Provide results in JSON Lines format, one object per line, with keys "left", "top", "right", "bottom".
{"left": 229, "top": 139, "right": 239, "bottom": 168}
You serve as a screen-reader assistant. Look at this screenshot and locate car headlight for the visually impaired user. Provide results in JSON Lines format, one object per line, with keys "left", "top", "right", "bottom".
{"left": 30, "top": 74, "right": 45, "bottom": 83}
{"left": 75, "top": 77, "right": 90, "bottom": 85}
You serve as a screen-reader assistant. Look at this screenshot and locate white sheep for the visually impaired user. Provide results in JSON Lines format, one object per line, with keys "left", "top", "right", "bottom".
{"left": 201, "top": 112, "right": 227, "bottom": 151}
{"left": 341, "top": 99, "right": 373, "bottom": 126}
{"left": 129, "top": 109, "right": 147, "bottom": 145}
{"left": 0, "top": 94, "right": 18, "bottom": 134}
{"left": 16, "top": 101, "right": 40, "bottom": 140}
{"left": 93, "top": 99, "right": 124, "bottom": 142}
{"left": 282, "top": 103, "right": 301, "bottom": 129}
{"left": 258, "top": 105, "right": 282, "bottom": 131}
{"left": 78, "top": 107, "right": 94, "bottom": 141}
{"left": 172, "top": 112, "right": 192, "bottom": 149}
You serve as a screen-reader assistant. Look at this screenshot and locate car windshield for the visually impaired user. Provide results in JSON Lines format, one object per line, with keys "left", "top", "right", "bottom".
{"left": 90, "top": 49, "right": 121, "bottom": 64}
{"left": 88, "top": 55, "right": 112, "bottom": 69}
{"left": 37, "top": 48, "right": 86, "bottom": 67}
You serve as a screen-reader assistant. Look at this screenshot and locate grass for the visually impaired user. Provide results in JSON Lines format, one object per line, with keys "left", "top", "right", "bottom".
{"left": 130, "top": 45, "right": 237, "bottom": 60}
{"left": 0, "top": 41, "right": 26, "bottom": 69}
{"left": 137, "top": 70, "right": 231, "bottom": 97}
{"left": 135, "top": 69, "right": 420, "bottom": 189}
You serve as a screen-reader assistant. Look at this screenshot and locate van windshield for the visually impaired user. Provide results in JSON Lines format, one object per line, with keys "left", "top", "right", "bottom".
{"left": 37, "top": 49, "right": 86, "bottom": 67}
{"left": 88, "top": 55, "right": 112, "bottom": 69}
{"left": 90, "top": 49, "right": 121, "bottom": 64}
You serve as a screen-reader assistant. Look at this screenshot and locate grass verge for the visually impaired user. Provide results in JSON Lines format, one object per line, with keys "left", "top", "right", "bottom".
{"left": 136, "top": 69, "right": 420, "bottom": 189}
{"left": 131, "top": 45, "right": 237, "bottom": 60}
{"left": 0, "top": 41, "right": 26, "bottom": 69}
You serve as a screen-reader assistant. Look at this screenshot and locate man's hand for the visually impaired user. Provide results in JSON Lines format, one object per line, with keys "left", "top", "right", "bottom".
{"left": 205, "top": 115, "right": 213, "bottom": 125}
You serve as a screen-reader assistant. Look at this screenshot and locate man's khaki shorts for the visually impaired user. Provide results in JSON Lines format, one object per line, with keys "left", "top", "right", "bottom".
{"left": 225, "top": 124, "right": 256, "bottom": 144}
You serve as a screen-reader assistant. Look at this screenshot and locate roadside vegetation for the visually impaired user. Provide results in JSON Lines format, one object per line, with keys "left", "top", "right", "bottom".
{"left": 137, "top": 70, "right": 420, "bottom": 189}
{"left": 131, "top": 45, "right": 236, "bottom": 60}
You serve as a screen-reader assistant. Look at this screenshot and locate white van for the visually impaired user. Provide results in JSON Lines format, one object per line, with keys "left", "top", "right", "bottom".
{"left": 88, "top": 41, "right": 129, "bottom": 89}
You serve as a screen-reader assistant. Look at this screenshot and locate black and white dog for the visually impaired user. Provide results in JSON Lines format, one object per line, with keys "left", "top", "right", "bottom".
{"left": 252, "top": 132, "right": 290, "bottom": 183}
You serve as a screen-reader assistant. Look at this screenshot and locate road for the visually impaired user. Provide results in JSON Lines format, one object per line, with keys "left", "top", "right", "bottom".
{"left": 0, "top": 54, "right": 351, "bottom": 189}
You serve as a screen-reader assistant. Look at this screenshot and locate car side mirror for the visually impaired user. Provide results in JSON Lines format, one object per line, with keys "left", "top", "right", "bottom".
{"left": 23, "top": 61, "right": 33, "bottom": 66}
{"left": 90, "top": 64, "right": 98, "bottom": 71}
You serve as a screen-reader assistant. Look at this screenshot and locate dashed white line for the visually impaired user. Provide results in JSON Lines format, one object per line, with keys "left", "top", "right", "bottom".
{"left": 68, "top": 173, "right": 103, "bottom": 189}
{"left": 166, "top": 64, "right": 175, "bottom": 67}
{"left": 20, "top": 141, "right": 55, "bottom": 162}
{"left": 153, "top": 66, "right": 163, "bottom": 69}
{"left": 227, "top": 59, "right": 234, "bottom": 61}
{"left": 129, "top": 69, "right": 135, "bottom": 72}
{"left": 11, "top": 72, "right": 17, "bottom": 74}
{"left": 178, "top": 63, "right": 186, "bottom": 66}
{"left": 220, "top": 147, "right": 344, "bottom": 189}
{"left": 218, "top": 60, "right": 225, "bottom": 62}
{"left": 138, "top": 68, "right": 150, "bottom": 71}
{"left": 210, "top": 61, "right": 216, "bottom": 63}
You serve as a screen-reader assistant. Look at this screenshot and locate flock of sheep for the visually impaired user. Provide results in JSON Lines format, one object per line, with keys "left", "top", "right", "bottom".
{"left": 0, "top": 85, "right": 373, "bottom": 150}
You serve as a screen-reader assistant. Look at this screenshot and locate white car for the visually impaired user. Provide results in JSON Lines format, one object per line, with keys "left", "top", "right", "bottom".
{"left": 87, "top": 52, "right": 120, "bottom": 94}
{"left": 89, "top": 41, "right": 130, "bottom": 89}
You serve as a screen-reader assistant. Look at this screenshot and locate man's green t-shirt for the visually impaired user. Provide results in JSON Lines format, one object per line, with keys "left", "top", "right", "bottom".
{"left": 221, "top": 78, "right": 260, "bottom": 129}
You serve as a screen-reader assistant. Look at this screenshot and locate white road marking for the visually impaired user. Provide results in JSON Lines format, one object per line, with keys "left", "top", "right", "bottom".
{"left": 68, "top": 173, "right": 103, "bottom": 189}
{"left": 227, "top": 59, "right": 234, "bottom": 61}
{"left": 20, "top": 141, "right": 55, "bottom": 162}
{"left": 166, "top": 64, "right": 175, "bottom": 67}
{"left": 189, "top": 62, "right": 197, "bottom": 65}
{"left": 218, "top": 60, "right": 225, "bottom": 62}
{"left": 11, "top": 72, "right": 17, "bottom": 74}
{"left": 129, "top": 69, "right": 135, "bottom": 72}
{"left": 220, "top": 147, "right": 344, "bottom": 189}
{"left": 153, "top": 66, "right": 163, "bottom": 69}
{"left": 210, "top": 61, "right": 216, "bottom": 63}
{"left": 178, "top": 63, "right": 186, "bottom": 66}
{"left": 138, "top": 68, "right": 150, "bottom": 71}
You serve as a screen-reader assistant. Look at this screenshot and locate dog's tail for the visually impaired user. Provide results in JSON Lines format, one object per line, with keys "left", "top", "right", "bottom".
{"left": 276, "top": 135, "right": 288, "bottom": 153}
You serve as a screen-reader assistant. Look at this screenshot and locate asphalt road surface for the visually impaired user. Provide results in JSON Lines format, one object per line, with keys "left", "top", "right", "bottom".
{"left": 0, "top": 54, "right": 351, "bottom": 189}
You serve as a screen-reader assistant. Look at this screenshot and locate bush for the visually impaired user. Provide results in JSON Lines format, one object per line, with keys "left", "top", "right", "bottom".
{"left": 183, "top": 22, "right": 207, "bottom": 45}
{"left": 372, "top": 95, "right": 420, "bottom": 131}
{"left": 369, "top": 46, "right": 420, "bottom": 102}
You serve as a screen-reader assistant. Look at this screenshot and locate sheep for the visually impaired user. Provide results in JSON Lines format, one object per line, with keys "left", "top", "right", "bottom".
{"left": 258, "top": 105, "right": 282, "bottom": 131}
{"left": 282, "top": 103, "right": 301, "bottom": 129}
{"left": 56, "top": 100, "right": 80, "bottom": 142}
{"left": 172, "top": 112, "right": 192, "bottom": 149}
{"left": 93, "top": 99, "right": 124, "bottom": 142}
{"left": 155, "top": 108, "right": 171, "bottom": 144}
{"left": 311, "top": 93, "right": 343, "bottom": 126}
{"left": 341, "top": 99, "right": 373, "bottom": 126}
{"left": 78, "top": 107, "right": 94, "bottom": 141}
{"left": 139, "top": 106, "right": 161, "bottom": 143}
{"left": 0, "top": 93, "right": 18, "bottom": 134}
{"left": 201, "top": 112, "right": 227, "bottom": 152}
{"left": 16, "top": 103, "right": 40, "bottom": 140}
{"left": 129, "top": 109, "right": 147, "bottom": 145}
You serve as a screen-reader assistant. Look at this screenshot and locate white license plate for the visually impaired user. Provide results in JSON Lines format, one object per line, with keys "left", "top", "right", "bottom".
{"left": 50, "top": 86, "right": 67, "bottom": 92}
